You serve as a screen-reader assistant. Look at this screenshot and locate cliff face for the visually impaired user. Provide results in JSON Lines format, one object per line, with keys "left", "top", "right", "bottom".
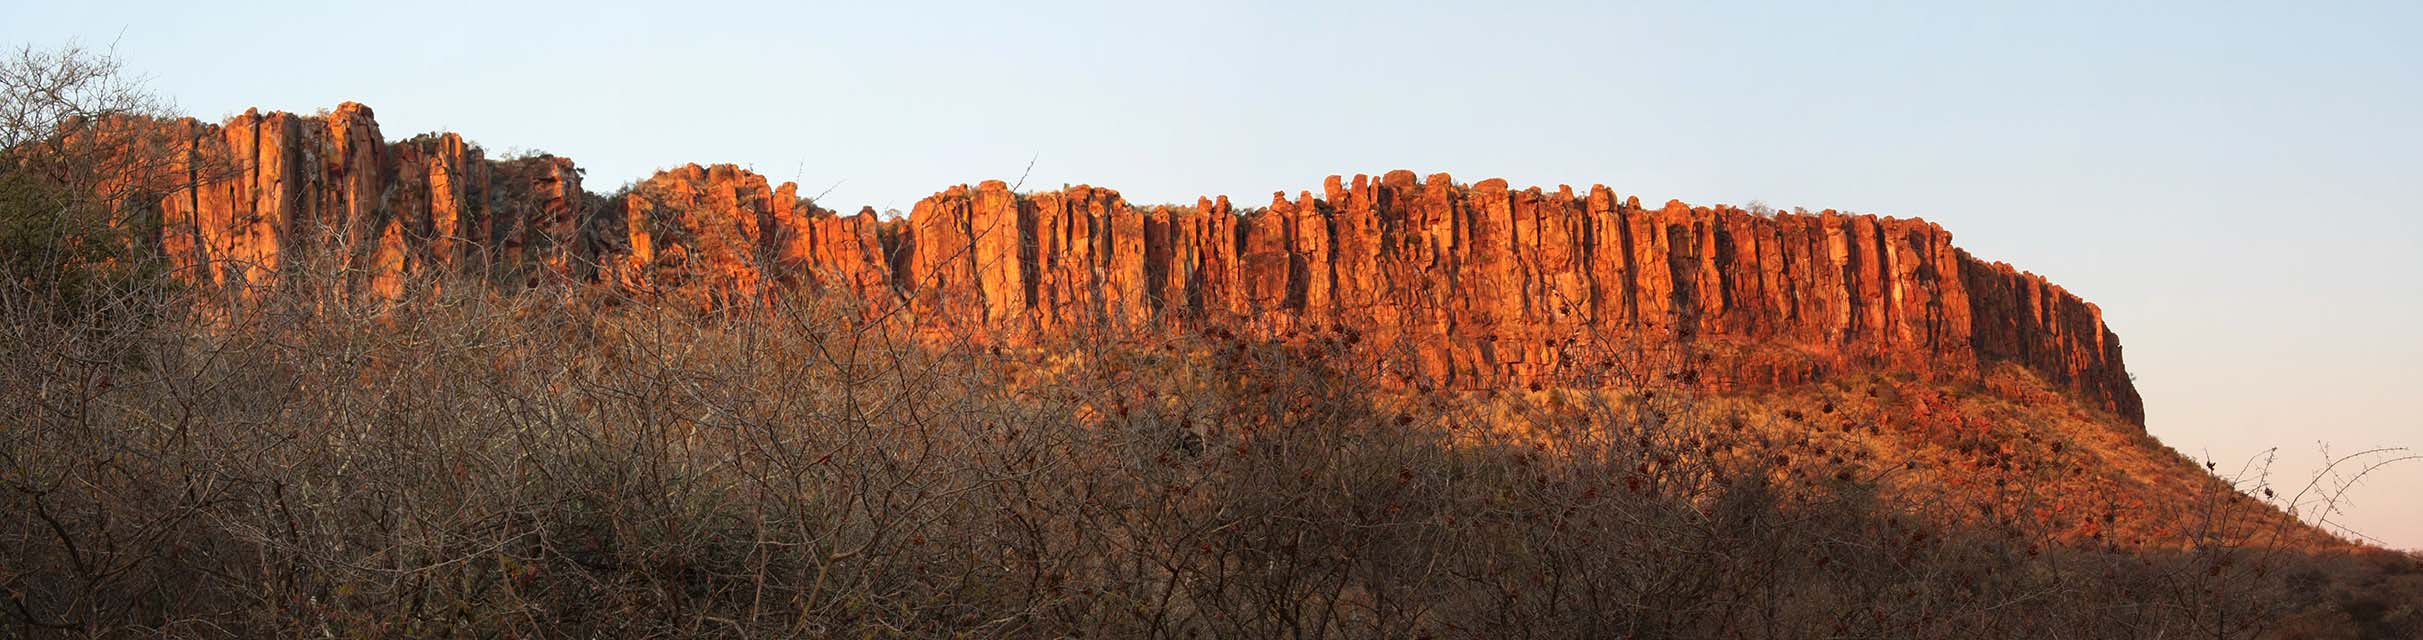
{"left": 122, "top": 104, "right": 2142, "bottom": 425}
{"left": 129, "top": 103, "right": 587, "bottom": 299}
{"left": 834, "top": 171, "right": 2139, "bottom": 425}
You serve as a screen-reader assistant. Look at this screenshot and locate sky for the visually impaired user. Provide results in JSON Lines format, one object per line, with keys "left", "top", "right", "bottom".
{"left": 7, "top": 0, "right": 2418, "bottom": 547}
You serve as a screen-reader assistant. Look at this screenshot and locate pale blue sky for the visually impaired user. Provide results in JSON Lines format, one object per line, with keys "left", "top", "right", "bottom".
{"left": 8, "top": 0, "right": 2418, "bottom": 547}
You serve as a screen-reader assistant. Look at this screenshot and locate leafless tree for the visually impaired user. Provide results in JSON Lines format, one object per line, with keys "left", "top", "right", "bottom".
{"left": 2, "top": 41, "right": 2417, "bottom": 640}
{"left": 0, "top": 41, "right": 198, "bottom": 321}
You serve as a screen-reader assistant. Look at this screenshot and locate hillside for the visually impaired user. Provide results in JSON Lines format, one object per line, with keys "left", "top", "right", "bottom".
{"left": 7, "top": 101, "right": 2416, "bottom": 638}
{"left": 68, "top": 101, "right": 2346, "bottom": 549}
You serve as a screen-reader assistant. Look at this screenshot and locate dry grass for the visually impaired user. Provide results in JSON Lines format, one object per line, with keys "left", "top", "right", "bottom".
{"left": 0, "top": 265, "right": 2415, "bottom": 639}
{"left": 7, "top": 41, "right": 2417, "bottom": 639}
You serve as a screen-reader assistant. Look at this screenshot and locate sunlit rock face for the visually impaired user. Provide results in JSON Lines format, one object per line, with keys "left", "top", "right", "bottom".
{"left": 113, "top": 103, "right": 586, "bottom": 301}
{"left": 125, "top": 104, "right": 2140, "bottom": 425}
{"left": 601, "top": 165, "right": 2139, "bottom": 426}
{"left": 612, "top": 162, "right": 892, "bottom": 312}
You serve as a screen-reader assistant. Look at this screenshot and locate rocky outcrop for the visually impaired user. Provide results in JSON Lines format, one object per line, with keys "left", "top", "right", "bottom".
{"left": 613, "top": 163, "right": 891, "bottom": 311}
{"left": 601, "top": 165, "right": 2139, "bottom": 425}
{"left": 102, "top": 103, "right": 586, "bottom": 301}
{"left": 1962, "top": 257, "right": 2142, "bottom": 422}
{"left": 111, "top": 103, "right": 2142, "bottom": 425}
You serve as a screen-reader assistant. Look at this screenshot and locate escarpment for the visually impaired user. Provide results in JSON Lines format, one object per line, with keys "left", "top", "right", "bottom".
{"left": 122, "top": 102, "right": 592, "bottom": 297}
{"left": 106, "top": 104, "right": 2142, "bottom": 425}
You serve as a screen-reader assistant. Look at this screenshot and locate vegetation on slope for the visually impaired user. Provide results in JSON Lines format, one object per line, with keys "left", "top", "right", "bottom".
{"left": 0, "top": 267, "right": 2415, "bottom": 637}
{"left": 2, "top": 42, "right": 2416, "bottom": 639}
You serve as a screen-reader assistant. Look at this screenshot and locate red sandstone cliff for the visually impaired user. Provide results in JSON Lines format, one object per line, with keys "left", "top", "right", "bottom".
{"left": 120, "top": 103, "right": 587, "bottom": 300}
{"left": 110, "top": 104, "right": 2143, "bottom": 425}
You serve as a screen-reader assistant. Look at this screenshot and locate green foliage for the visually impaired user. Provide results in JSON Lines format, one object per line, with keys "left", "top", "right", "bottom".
{"left": 0, "top": 163, "right": 167, "bottom": 323}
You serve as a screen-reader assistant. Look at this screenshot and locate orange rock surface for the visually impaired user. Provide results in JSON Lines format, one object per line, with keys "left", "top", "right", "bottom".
{"left": 126, "top": 104, "right": 2143, "bottom": 425}
{"left": 118, "top": 103, "right": 586, "bottom": 300}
